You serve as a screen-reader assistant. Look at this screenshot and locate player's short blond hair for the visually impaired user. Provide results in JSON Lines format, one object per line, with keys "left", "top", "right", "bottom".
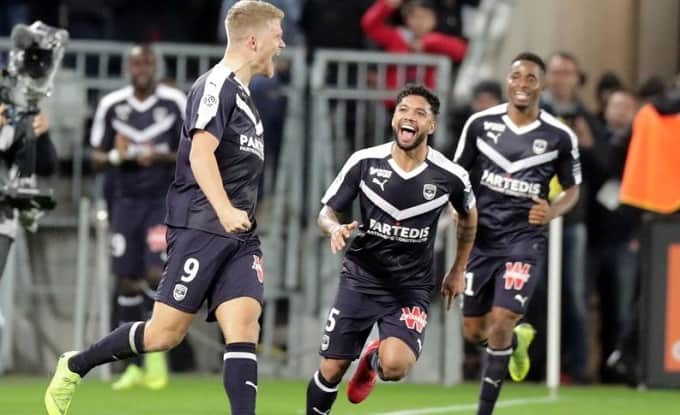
{"left": 225, "top": 1, "right": 284, "bottom": 42}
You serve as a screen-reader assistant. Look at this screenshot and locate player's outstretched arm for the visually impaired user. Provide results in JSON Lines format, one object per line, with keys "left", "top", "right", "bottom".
{"left": 441, "top": 206, "right": 477, "bottom": 310}
{"left": 318, "top": 205, "right": 358, "bottom": 254}
{"left": 528, "top": 185, "right": 580, "bottom": 225}
{"left": 190, "top": 130, "right": 251, "bottom": 233}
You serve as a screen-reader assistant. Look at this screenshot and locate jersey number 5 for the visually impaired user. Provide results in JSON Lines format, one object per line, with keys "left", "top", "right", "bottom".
{"left": 325, "top": 307, "right": 340, "bottom": 332}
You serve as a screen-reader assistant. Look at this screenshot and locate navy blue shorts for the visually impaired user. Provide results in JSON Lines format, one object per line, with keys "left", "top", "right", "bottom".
{"left": 319, "top": 282, "right": 430, "bottom": 361}
{"left": 110, "top": 197, "right": 167, "bottom": 279}
{"left": 156, "top": 226, "right": 263, "bottom": 321}
{"left": 462, "top": 244, "right": 546, "bottom": 317}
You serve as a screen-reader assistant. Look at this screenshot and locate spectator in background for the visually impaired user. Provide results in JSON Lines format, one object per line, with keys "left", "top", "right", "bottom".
{"left": 361, "top": 0, "right": 467, "bottom": 91}
{"left": 89, "top": 44, "right": 186, "bottom": 391}
{"left": 446, "top": 79, "right": 502, "bottom": 159}
{"left": 542, "top": 51, "right": 606, "bottom": 384}
{"left": 594, "top": 71, "right": 623, "bottom": 124}
{"left": 636, "top": 75, "right": 666, "bottom": 104}
{"left": 588, "top": 89, "right": 641, "bottom": 383}
{"left": 434, "top": 0, "right": 480, "bottom": 37}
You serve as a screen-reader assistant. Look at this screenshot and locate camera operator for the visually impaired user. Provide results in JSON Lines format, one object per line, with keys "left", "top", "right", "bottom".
{"left": 0, "top": 101, "right": 57, "bottom": 280}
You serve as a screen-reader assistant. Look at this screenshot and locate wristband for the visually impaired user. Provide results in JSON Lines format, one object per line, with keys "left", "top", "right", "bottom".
{"left": 108, "top": 149, "right": 122, "bottom": 165}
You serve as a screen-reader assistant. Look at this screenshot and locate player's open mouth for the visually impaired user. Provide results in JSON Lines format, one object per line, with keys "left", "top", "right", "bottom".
{"left": 399, "top": 124, "right": 417, "bottom": 142}
{"left": 514, "top": 91, "right": 530, "bottom": 102}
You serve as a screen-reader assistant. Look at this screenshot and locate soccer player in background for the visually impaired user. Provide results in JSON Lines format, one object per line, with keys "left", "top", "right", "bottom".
{"left": 88, "top": 43, "right": 186, "bottom": 391}
{"left": 44, "top": 2, "right": 285, "bottom": 414}
{"left": 305, "top": 84, "right": 478, "bottom": 415}
{"left": 453, "top": 52, "right": 581, "bottom": 415}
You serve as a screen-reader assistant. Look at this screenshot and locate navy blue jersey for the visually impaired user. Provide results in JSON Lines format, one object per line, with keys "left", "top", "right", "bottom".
{"left": 90, "top": 84, "right": 186, "bottom": 198}
{"left": 322, "top": 142, "right": 475, "bottom": 294}
{"left": 453, "top": 103, "right": 581, "bottom": 253}
{"left": 165, "top": 63, "right": 265, "bottom": 237}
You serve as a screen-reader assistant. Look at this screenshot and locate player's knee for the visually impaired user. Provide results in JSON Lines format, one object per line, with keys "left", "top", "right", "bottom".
{"left": 144, "top": 323, "right": 186, "bottom": 352}
{"left": 463, "top": 319, "right": 485, "bottom": 343}
{"left": 487, "top": 318, "right": 517, "bottom": 346}
{"left": 319, "top": 358, "right": 350, "bottom": 383}
{"left": 378, "top": 355, "right": 411, "bottom": 381}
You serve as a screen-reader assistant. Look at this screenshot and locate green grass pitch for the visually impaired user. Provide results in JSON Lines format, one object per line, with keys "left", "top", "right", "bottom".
{"left": 4, "top": 375, "right": 680, "bottom": 414}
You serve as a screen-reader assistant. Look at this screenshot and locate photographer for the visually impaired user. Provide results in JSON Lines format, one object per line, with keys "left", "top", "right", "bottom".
{"left": 0, "top": 101, "right": 57, "bottom": 279}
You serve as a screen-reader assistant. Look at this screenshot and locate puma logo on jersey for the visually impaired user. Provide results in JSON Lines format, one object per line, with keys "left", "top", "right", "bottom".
{"left": 514, "top": 294, "right": 529, "bottom": 307}
{"left": 372, "top": 177, "right": 388, "bottom": 191}
{"left": 487, "top": 131, "right": 501, "bottom": 144}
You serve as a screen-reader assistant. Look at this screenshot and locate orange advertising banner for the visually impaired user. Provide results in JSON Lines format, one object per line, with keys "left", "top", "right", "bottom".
{"left": 665, "top": 244, "right": 680, "bottom": 372}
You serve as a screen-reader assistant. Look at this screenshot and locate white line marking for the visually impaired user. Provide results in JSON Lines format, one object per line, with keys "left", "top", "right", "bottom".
{"left": 370, "top": 395, "right": 559, "bottom": 415}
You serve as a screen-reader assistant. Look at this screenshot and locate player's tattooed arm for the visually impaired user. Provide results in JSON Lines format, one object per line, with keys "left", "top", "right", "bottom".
{"left": 442, "top": 207, "right": 477, "bottom": 310}
{"left": 318, "top": 205, "right": 358, "bottom": 254}
{"left": 529, "top": 185, "right": 580, "bottom": 225}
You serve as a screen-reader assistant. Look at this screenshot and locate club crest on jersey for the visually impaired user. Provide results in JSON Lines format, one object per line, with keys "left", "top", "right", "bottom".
{"left": 173, "top": 284, "right": 188, "bottom": 301}
{"left": 503, "top": 262, "right": 532, "bottom": 290}
{"left": 320, "top": 334, "right": 330, "bottom": 351}
{"left": 532, "top": 139, "right": 547, "bottom": 154}
{"left": 423, "top": 184, "right": 437, "bottom": 200}
{"left": 153, "top": 106, "right": 168, "bottom": 122}
{"left": 114, "top": 104, "right": 131, "bottom": 121}
{"left": 400, "top": 306, "right": 427, "bottom": 333}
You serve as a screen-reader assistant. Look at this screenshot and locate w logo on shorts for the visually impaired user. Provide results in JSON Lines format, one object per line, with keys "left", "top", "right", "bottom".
{"left": 503, "top": 262, "right": 532, "bottom": 290}
{"left": 251, "top": 255, "right": 264, "bottom": 283}
{"left": 400, "top": 306, "right": 427, "bottom": 333}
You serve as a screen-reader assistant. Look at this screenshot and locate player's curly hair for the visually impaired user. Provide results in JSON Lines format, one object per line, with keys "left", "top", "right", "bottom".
{"left": 396, "top": 84, "right": 440, "bottom": 116}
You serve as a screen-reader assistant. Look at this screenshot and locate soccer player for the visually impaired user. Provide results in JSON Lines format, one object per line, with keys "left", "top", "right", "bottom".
{"left": 89, "top": 43, "right": 186, "bottom": 391}
{"left": 453, "top": 52, "right": 581, "bottom": 415}
{"left": 305, "top": 84, "right": 478, "bottom": 415}
{"left": 44, "top": 2, "right": 285, "bottom": 415}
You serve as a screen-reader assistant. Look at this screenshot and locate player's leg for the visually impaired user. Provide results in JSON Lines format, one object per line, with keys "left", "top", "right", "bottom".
{"left": 215, "top": 297, "right": 261, "bottom": 415}
{"left": 347, "top": 299, "right": 428, "bottom": 404}
{"left": 476, "top": 306, "right": 530, "bottom": 415}
{"left": 461, "top": 252, "right": 496, "bottom": 348}
{"left": 307, "top": 358, "right": 352, "bottom": 415}
{"left": 140, "top": 203, "right": 170, "bottom": 390}
{"left": 45, "top": 227, "right": 228, "bottom": 415}
{"left": 109, "top": 199, "right": 147, "bottom": 390}
{"left": 209, "top": 237, "right": 265, "bottom": 415}
{"left": 475, "top": 256, "right": 541, "bottom": 415}
{"left": 45, "top": 302, "right": 193, "bottom": 415}
{"left": 308, "top": 284, "right": 376, "bottom": 412}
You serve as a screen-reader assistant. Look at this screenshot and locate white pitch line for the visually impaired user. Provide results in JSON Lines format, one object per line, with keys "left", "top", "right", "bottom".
{"left": 370, "top": 395, "right": 559, "bottom": 415}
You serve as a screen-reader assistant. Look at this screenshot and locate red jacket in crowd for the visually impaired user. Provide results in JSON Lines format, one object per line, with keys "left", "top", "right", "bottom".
{"left": 361, "top": 0, "right": 467, "bottom": 91}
